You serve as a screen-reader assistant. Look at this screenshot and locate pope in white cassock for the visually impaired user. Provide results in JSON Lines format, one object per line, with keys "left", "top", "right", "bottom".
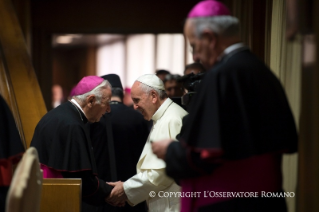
{"left": 107, "top": 74, "right": 188, "bottom": 212}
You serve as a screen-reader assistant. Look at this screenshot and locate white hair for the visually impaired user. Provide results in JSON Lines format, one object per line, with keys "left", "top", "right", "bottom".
{"left": 74, "top": 80, "right": 112, "bottom": 104}
{"left": 138, "top": 82, "right": 167, "bottom": 100}
{"left": 190, "top": 16, "right": 240, "bottom": 38}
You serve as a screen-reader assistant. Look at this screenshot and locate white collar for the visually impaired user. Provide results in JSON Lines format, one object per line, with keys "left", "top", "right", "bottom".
{"left": 224, "top": 43, "right": 246, "bottom": 55}
{"left": 70, "top": 99, "right": 86, "bottom": 116}
{"left": 218, "top": 42, "right": 246, "bottom": 61}
{"left": 151, "top": 98, "right": 173, "bottom": 121}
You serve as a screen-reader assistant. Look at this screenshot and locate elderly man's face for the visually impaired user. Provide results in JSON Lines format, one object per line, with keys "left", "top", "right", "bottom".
{"left": 131, "top": 81, "right": 156, "bottom": 121}
{"left": 87, "top": 87, "right": 111, "bottom": 123}
{"left": 184, "top": 19, "right": 217, "bottom": 69}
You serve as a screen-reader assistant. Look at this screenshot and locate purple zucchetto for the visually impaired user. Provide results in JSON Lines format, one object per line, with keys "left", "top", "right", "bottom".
{"left": 71, "top": 76, "right": 104, "bottom": 96}
{"left": 187, "top": 0, "right": 231, "bottom": 18}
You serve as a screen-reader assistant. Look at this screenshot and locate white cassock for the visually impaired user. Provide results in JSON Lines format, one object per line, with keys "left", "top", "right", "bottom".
{"left": 123, "top": 98, "right": 188, "bottom": 212}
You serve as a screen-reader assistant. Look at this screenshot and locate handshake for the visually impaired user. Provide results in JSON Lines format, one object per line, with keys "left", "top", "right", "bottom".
{"left": 105, "top": 181, "right": 128, "bottom": 207}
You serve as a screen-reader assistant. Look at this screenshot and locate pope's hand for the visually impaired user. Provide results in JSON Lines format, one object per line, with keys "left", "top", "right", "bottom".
{"left": 106, "top": 181, "right": 127, "bottom": 207}
{"left": 151, "top": 139, "right": 174, "bottom": 160}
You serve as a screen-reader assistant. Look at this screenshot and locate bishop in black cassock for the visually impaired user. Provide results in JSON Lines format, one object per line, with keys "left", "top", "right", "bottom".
{"left": 87, "top": 74, "right": 149, "bottom": 212}
{"left": 31, "top": 76, "right": 115, "bottom": 207}
{"left": 152, "top": 1, "right": 298, "bottom": 212}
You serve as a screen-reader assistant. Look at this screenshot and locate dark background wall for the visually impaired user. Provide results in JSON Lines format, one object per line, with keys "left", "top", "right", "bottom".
{"left": 29, "top": 0, "right": 269, "bottom": 110}
{"left": 30, "top": 0, "right": 202, "bottom": 109}
{"left": 52, "top": 46, "right": 97, "bottom": 100}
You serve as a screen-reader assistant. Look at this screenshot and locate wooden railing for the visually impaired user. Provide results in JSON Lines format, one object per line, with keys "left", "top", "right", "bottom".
{"left": 40, "top": 179, "right": 82, "bottom": 212}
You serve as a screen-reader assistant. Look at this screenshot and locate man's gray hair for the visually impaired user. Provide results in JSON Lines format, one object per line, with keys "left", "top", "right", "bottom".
{"left": 191, "top": 16, "right": 240, "bottom": 38}
{"left": 74, "top": 80, "right": 112, "bottom": 104}
{"left": 138, "top": 82, "right": 167, "bottom": 100}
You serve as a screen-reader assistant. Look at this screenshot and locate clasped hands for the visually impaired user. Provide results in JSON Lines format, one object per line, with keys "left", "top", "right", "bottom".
{"left": 105, "top": 139, "right": 173, "bottom": 207}
{"left": 105, "top": 181, "right": 127, "bottom": 207}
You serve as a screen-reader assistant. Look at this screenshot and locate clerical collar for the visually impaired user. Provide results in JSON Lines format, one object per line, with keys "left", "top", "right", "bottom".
{"left": 152, "top": 98, "right": 173, "bottom": 121}
{"left": 70, "top": 99, "right": 86, "bottom": 116}
{"left": 217, "top": 42, "right": 247, "bottom": 62}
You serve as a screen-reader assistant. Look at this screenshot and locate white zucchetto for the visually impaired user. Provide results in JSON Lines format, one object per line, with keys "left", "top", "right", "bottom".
{"left": 136, "top": 74, "right": 165, "bottom": 91}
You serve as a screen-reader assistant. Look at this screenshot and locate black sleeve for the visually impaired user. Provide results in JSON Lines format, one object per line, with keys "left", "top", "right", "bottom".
{"left": 61, "top": 171, "right": 113, "bottom": 205}
{"left": 165, "top": 141, "right": 219, "bottom": 181}
{"left": 133, "top": 120, "right": 150, "bottom": 163}
{"left": 176, "top": 115, "right": 189, "bottom": 141}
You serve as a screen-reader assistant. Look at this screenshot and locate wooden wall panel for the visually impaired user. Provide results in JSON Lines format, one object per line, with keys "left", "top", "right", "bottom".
{"left": 52, "top": 46, "right": 97, "bottom": 102}
{"left": 222, "top": 0, "right": 271, "bottom": 62}
{"left": 31, "top": 0, "right": 201, "bottom": 34}
{"left": 0, "top": 0, "right": 47, "bottom": 148}
{"left": 0, "top": 46, "right": 26, "bottom": 148}
{"left": 12, "top": 0, "right": 31, "bottom": 54}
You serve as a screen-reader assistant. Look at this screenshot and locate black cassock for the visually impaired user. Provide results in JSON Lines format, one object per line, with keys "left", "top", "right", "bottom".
{"left": 31, "top": 101, "right": 112, "bottom": 206}
{"left": 0, "top": 95, "right": 24, "bottom": 212}
{"left": 165, "top": 49, "right": 298, "bottom": 212}
{"left": 88, "top": 101, "right": 149, "bottom": 212}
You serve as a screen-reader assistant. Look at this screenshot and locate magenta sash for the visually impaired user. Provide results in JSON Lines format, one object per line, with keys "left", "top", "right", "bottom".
{"left": 41, "top": 164, "right": 63, "bottom": 178}
{"left": 180, "top": 152, "right": 282, "bottom": 212}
